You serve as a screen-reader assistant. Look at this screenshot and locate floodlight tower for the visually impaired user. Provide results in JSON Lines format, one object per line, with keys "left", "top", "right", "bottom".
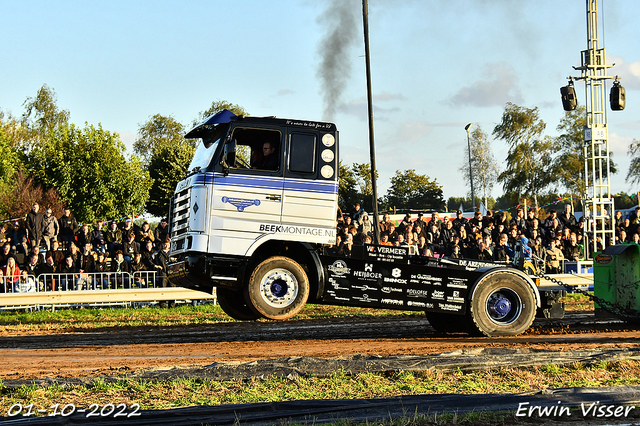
{"left": 562, "top": 0, "right": 625, "bottom": 257}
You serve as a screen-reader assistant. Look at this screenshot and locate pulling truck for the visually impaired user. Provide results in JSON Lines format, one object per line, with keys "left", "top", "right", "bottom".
{"left": 167, "top": 110, "right": 566, "bottom": 337}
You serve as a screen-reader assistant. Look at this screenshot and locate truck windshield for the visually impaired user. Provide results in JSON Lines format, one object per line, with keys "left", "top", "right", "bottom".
{"left": 187, "top": 136, "right": 220, "bottom": 175}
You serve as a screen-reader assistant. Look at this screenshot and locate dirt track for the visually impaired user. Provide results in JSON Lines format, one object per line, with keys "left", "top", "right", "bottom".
{"left": 2, "top": 311, "right": 640, "bottom": 382}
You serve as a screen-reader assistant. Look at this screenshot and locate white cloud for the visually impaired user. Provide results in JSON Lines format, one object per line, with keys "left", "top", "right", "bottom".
{"left": 608, "top": 55, "right": 640, "bottom": 90}
{"left": 449, "top": 62, "right": 524, "bottom": 107}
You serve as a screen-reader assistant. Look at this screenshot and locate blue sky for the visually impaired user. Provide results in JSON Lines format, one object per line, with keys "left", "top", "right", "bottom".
{"left": 2, "top": 0, "right": 639, "bottom": 203}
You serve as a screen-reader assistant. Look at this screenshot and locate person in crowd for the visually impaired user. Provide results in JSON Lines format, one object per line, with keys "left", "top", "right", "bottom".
{"left": 483, "top": 236, "right": 494, "bottom": 258}
{"left": 482, "top": 210, "right": 494, "bottom": 229}
{"left": 629, "top": 206, "right": 640, "bottom": 226}
{"left": 507, "top": 226, "right": 520, "bottom": 250}
{"left": 105, "top": 220, "right": 123, "bottom": 256}
{"left": 452, "top": 210, "right": 468, "bottom": 233}
{"left": 0, "top": 223, "right": 9, "bottom": 246}
{"left": 493, "top": 234, "right": 513, "bottom": 262}
{"left": 631, "top": 233, "right": 640, "bottom": 245}
{"left": 525, "top": 208, "right": 537, "bottom": 230}
{"left": 547, "top": 218, "right": 563, "bottom": 240}
{"left": 379, "top": 232, "right": 393, "bottom": 246}
{"left": 91, "top": 222, "right": 105, "bottom": 248}
{"left": 136, "top": 221, "right": 155, "bottom": 244}
{"left": 470, "top": 210, "right": 483, "bottom": 229}
{"left": 559, "top": 204, "right": 577, "bottom": 232}
{"left": 477, "top": 241, "right": 493, "bottom": 261}
{"left": 15, "top": 270, "right": 36, "bottom": 293}
{"left": 59, "top": 253, "right": 79, "bottom": 291}
{"left": 50, "top": 240, "right": 65, "bottom": 269}
{"left": 395, "top": 233, "right": 406, "bottom": 247}
{"left": 121, "top": 218, "right": 135, "bottom": 236}
{"left": 413, "top": 223, "right": 426, "bottom": 241}
{"left": 440, "top": 219, "right": 456, "bottom": 247}
{"left": 154, "top": 218, "right": 169, "bottom": 246}
{"left": 526, "top": 218, "right": 546, "bottom": 244}
{"left": 58, "top": 208, "right": 79, "bottom": 249}
{"left": 397, "top": 213, "right": 412, "bottom": 235}
{"left": 530, "top": 237, "right": 545, "bottom": 270}
{"left": 510, "top": 208, "right": 526, "bottom": 233}
{"left": 0, "top": 242, "right": 14, "bottom": 268}
{"left": 23, "top": 254, "right": 39, "bottom": 276}
{"left": 9, "top": 221, "right": 28, "bottom": 256}
{"left": 545, "top": 239, "right": 564, "bottom": 274}
{"left": 386, "top": 223, "right": 398, "bottom": 243}
{"left": 25, "top": 202, "right": 44, "bottom": 251}
{"left": 492, "top": 223, "right": 506, "bottom": 245}
{"left": 76, "top": 223, "right": 92, "bottom": 248}
{"left": 379, "top": 213, "right": 393, "bottom": 234}
{"left": 543, "top": 210, "right": 559, "bottom": 231}
{"left": 122, "top": 232, "right": 139, "bottom": 262}
{"left": 416, "top": 213, "right": 429, "bottom": 233}
{"left": 129, "top": 252, "right": 147, "bottom": 287}
{"left": 93, "top": 251, "right": 109, "bottom": 289}
{"left": 449, "top": 244, "right": 462, "bottom": 259}
{"left": 42, "top": 208, "right": 59, "bottom": 251}
{"left": 427, "top": 212, "right": 442, "bottom": 232}
{"left": 67, "top": 242, "right": 81, "bottom": 268}
{"left": 358, "top": 212, "right": 373, "bottom": 237}
{"left": 3, "top": 256, "right": 20, "bottom": 292}
{"left": 339, "top": 233, "right": 353, "bottom": 257}
{"left": 614, "top": 210, "right": 624, "bottom": 235}
{"left": 37, "top": 252, "right": 58, "bottom": 291}
{"left": 494, "top": 211, "right": 509, "bottom": 230}
{"left": 351, "top": 202, "right": 365, "bottom": 227}
{"left": 110, "top": 250, "right": 130, "bottom": 288}
{"left": 78, "top": 243, "right": 95, "bottom": 273}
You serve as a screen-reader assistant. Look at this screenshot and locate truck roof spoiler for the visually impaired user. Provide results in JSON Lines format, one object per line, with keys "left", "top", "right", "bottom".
{"left": 185, "top": 109, "right": 238, "bottom": 139}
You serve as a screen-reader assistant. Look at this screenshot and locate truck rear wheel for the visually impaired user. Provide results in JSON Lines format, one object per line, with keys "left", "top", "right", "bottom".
{"left": 245, "top": 256, "right": 309, "bottom": 320}
{"left": 425, "top": 312, "right": 468, "bottom": 333}
{"left": 216, "top": 287, "right": 263, "bottom": 320}
{"left": 468, "top": 272, "right": 536, "bottom": 337}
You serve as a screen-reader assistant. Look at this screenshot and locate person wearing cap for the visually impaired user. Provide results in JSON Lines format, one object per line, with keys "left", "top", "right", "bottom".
{"left": 351, "top": 203, "right": 365, "bottom": 227}
{"left": 416, "top": 213, "right": 429, "bottom": 233}
{"left": 58, "top": 208, "right": 79, "bottom": 250}
{"left": 25, "top": 202, "right": 44, "bottom": 251}
{"left": 452, "top": 210, "right": 469, "bottom": 234}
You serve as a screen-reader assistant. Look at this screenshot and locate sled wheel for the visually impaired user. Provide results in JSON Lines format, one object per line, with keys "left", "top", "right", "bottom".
{"left": 468, "top": 271, "right": 536, "bottom": 337}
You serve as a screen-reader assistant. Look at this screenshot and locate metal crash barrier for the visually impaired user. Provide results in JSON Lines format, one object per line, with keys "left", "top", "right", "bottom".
{"left": 0, "top": 271, "right": 216, "bottom": 309}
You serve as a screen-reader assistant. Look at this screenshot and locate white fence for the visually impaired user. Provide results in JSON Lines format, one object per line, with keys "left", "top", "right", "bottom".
{"left": 0, "top": 271, "right": 216, "bottom": 309}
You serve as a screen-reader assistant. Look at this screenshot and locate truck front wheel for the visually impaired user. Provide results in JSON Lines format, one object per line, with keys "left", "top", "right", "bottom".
{"left": 468, "top": 272, "right": 536, "bottom": 337}
{"left": 245, "top": 256, "right": 309, "bottom": 320}
{"left": 216, "top": 287, "right": 263, "bottom": 321}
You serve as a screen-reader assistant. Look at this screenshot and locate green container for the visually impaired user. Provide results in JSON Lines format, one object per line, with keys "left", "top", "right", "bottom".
{"left": 593, "top": 244, "right": 640, "bottom": 318}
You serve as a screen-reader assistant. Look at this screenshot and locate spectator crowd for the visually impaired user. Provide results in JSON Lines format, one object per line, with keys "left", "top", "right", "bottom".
{"left": 332, "top": 202, "right": 640, "bottom": 273}
{"left": 0, "top": 202, "right": 172, "bottom": 293}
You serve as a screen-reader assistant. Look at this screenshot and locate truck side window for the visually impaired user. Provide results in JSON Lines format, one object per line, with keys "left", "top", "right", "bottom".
{"left": 228, "top": 127, "right": 281, "bottom": 172}
{"left": 289, "top": 133, "right": 316, "bottom": 173}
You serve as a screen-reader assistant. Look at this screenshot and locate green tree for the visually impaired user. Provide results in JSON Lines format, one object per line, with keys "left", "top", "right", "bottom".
{"left": 460, "top": 125, "right": 499, "bottom": 209}
{"left": 192, "top": 100, "right": 249, "bottom": 128}
{"left": 146, "top": 140, "right": 195, "bottom": 217}
{"left": 385, "top": 169, "right": 444, "bottom": 210}
{"left": 28, "top": 123, "right": 150, "bottom": 223}
{"left": 493, "top": 103, "right": 557, "bottom": 210}
{"left": 134, "top": 114, "right": 188, "bottom": 163}
{"left": 626, "top": 139, "right": 640, "bottom": 186}
{"left": 20, "top": 84, "right": 70, "bottom": 150}
{"left": 338, "top": 160, "right": 359, "bottom": 210}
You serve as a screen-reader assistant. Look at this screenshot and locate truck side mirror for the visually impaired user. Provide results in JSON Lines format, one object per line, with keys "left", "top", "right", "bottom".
{"left": 221, "top": 139, "right": 237, "bottom": 175}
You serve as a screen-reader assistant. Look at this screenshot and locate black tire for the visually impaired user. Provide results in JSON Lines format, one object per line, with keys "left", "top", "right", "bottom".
{"left": 425, "top": 311, "right": 468, "bottom": 333}
{"left": 216, "top": 287, "right": 263, "bottom": 320}
{"left": 244, "top": 256, "right": 309, "bottom": 320}
{"left": 468, "top": 271, "right": 537, "bottom": 337}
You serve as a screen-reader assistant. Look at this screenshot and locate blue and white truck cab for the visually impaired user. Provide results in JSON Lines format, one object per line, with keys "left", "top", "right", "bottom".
{"left": 169, "top": 110, "right": 565, "bottom": 337}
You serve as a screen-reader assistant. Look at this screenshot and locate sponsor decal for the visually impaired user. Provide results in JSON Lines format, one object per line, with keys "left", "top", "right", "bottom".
{"left": 334, "top": 297, "right": 351, "bottom": 302}
{"left": 412, "top": 274, "right": 442, "bottom": 282}
{"left": 353, "top": 271, "right": 383, "bottom": 280}
{"left": 328, "top": 260, "right": 351, "bottom": 276}
{"left": 381, "top": 286, "right": 402, "bottom": 293}
{"left": 447, "top": 278, "right": 468, "bottom": 289}
{"left": 222, "top": 196, "right": 260, "bottom": 212}
{"left": 331, "top": 283, "right": 350, "bottom": 291}
{"left": 447, "top": 290, "right": 465, "bottom": 303}
{"left": 383, "top": 277, "right": 407, "bottom": 284}
{"left": 260, "top": 224, "right": 335, "bottom": 237}
{"left": 407, "top": 288, "right": 429, "bottom": 298}
{"left": 392, "top": 268, "right": 402, "bottom": 278}
{"left": 407, "top": 300, "right": 426, "bottom": 308}
{"left": 353, "top": 294, "right": 378, "bottom": 303}
{"left": 595, "top": 253, "right": 613, "bottom": 265}
{"left": 431, "top": 290, "right": 445, "bottom": 300}
{"left": 352, "top": 284, "right": 378, "bottom": 291}
{"left": 365, "top": 263, "right": 373, "bottom": 272}
{"left": 425, "top": 302, "right": 434, "bottom": 309}
{"left": 438, "top": 303, "right": 462, "bottom": 312}
{"left": 381, "top": 298, "right": 404, "bottom": 306}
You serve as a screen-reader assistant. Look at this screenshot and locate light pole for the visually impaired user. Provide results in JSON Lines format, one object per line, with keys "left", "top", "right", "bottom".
{"left": 465, "top": 123, "right": 475, "bottom": 211}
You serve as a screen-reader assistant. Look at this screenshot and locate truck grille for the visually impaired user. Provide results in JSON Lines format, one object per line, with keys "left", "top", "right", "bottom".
{"left": 170, "top": 187, "right": 191, "bottom": 238}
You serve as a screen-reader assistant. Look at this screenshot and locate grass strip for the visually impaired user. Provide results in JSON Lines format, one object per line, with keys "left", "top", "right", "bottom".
{"left": 0, "top": 294, "right": 592, "bottom": 334}
{"left": 1, "top": 359, "right": 637, "bottom": 417}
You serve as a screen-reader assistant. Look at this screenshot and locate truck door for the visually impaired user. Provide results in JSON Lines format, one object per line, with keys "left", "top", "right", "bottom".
{"left": 282, "top": 130, "right": 338, "bottom": 232}
{"left": 210, "top": 126, "right": 285, "bottom": 235}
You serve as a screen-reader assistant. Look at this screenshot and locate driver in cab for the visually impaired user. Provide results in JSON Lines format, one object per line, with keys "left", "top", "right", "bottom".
{"left": 253, "top": 142, "right": 278, "bottom": 170}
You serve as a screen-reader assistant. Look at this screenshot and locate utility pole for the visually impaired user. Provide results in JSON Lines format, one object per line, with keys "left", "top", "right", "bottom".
{"left": 465, "top": 123, "right": 475, "bottom": 211}
{"left": 563, "top": 0, "right": 623, "bottom": 257}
